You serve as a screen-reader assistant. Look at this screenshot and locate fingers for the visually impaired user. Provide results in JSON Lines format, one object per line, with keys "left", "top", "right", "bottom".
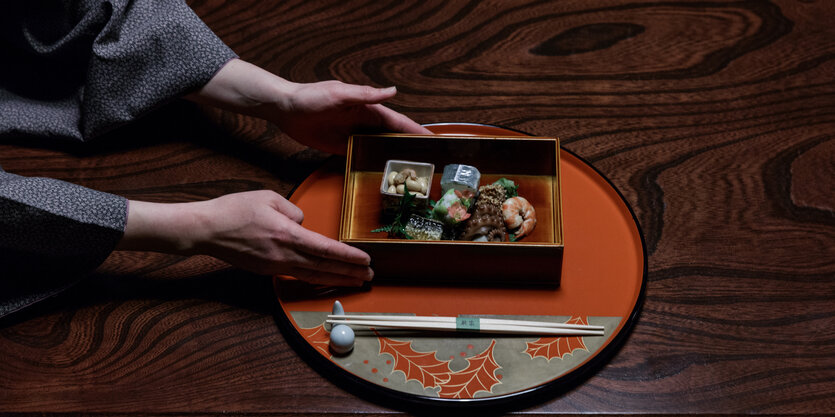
{"left": 288, "top": 256, "right": 373, "bottom": 283}
{"left": 281, "top": 224, "right": 374, "bottom": 286}
{"left": 287, "top": 268, "right": 368, "bottom": 287}
{"left": 368, "top": 103, "right": 433, "bottom": 134}
{"left": 283, "top": 245, "right": 374, "bottom": 280}
{"left": 331, "top": 84, "right": 432, "bottom": 134}
{"left": 290, "top": 223, "right": 371, "bottom": 266}
{"left": 331, "top": 83, "right": 397, "bottom": 106}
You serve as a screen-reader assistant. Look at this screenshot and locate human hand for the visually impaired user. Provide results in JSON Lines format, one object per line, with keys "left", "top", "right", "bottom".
{"left": 267, "top": 81, "right": 432, "bottom": 155}
{"left": 186, "top": 59, "right": 431, "bottom": 155}
{"left": 118, "top": 191, "right": 373, "bottom": 286}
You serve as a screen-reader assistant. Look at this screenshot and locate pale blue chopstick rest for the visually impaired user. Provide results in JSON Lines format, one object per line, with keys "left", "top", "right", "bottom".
{"left": 329, "top": 300, "right": 354, "bottom": 355}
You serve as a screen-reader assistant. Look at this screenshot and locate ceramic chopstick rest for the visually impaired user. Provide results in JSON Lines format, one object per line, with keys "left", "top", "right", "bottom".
{"left": 329, "top": 300, "right": 354, "bottom": 355}
{"left": 329, "top": 325, "right": 355, "bottom": 355}
{"left": 332, "top": 300, "right": 345, "bottom": 316}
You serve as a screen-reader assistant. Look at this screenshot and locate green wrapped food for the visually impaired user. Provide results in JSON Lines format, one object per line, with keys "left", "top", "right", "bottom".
{"left": 432, "top": 188, "right": 474, "bottom": 226}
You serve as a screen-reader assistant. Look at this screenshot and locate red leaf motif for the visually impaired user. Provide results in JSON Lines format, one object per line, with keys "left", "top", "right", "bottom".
{"left": 378, "top": 336, "right": 452, "bottom": 388}
{"left": 437, "top": 340, "right": 501, "bottom": 399}
{"left": 524, "top": 316, "right": 590, "bottom": 361}
{"left": 298, "top": 323, "right": 330, "bottom": 357}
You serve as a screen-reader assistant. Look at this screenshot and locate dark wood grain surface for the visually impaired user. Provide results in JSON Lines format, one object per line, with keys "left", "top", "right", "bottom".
{"left": 1, "top": 0, "right": 833, "bottom": 415}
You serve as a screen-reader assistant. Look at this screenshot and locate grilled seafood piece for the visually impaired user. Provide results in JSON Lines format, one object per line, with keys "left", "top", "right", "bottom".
{"left": 502, "top": 196, "right": 536, "bottom": 239}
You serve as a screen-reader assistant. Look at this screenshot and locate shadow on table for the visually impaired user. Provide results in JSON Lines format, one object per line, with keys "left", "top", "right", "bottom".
{"left": 0, "top": 99, "right": 329, "bottom": 196}
{"left": 0, "top": 267, "right": 276, "bottom": 329}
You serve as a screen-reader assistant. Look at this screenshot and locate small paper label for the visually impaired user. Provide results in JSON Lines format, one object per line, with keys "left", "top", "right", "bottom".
{"left": 454, "top": 165, "right": 467, "bottom": 181}
{"left": 456, "top": 316, "right": 480, "bottom": 331}
{"left": 455, "top": 165, "right": 476, "bottom": 181}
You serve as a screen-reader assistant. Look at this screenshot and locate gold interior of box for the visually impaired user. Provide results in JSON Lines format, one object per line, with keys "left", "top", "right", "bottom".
{"left": 339, "top": 134, "right": 563, "bottom": 247}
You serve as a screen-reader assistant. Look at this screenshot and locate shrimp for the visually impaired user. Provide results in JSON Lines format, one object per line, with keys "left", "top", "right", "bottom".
{"left": 501, "top": 196, "right": 536, "bottom": 239}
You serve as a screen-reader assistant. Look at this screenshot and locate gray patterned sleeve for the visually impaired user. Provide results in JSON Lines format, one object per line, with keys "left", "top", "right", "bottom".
{"left": 81, "top": 0, "right": 238, "bottom": 138}
{"left": 0, "top": 0, "right": 238, "bottom": 317}
{"left": 1, "top": 0, "right": 238, "bottom": 141}
{"left": 0, "top": 167, "right": 128, "bottom": 317}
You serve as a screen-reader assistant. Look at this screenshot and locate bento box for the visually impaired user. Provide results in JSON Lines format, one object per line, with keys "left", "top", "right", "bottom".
{"left": 339, "top": 134, "right": 564, "bottom": 286}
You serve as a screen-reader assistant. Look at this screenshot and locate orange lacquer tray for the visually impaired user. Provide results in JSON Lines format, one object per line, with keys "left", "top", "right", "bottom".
{"left": 272, "top": 124, "right": 646, "bottom": 410}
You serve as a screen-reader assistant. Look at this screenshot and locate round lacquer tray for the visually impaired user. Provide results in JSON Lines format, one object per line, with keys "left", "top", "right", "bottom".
{"left": 272, "top": 123, "right": 646, "bottom": 411}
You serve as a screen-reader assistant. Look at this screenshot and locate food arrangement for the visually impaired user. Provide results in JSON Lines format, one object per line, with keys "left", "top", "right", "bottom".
{"left": 373, "top": 161, "right": 537, "bottom": 242}
{"left": 379, "top": 160, "right": 434, "bottom": 215}
{"left": 385, "top": 168, "right": 430, "bottom": 197}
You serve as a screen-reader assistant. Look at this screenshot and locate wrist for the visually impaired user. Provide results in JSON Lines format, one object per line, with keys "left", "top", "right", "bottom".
{"left": 117, "top": 200, "right": 210, "bottom": 256}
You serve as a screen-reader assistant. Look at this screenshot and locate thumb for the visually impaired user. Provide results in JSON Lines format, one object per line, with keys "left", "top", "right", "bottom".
{"left": 334, "top": 84, "right": 397, "bottom": 105}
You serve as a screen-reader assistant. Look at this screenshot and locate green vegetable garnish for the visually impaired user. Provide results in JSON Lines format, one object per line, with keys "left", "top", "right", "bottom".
{"left": 425, "top": 199, "right": 436, "bottom": 218}
{"left": 372, "top": 183, "right": 417, "bottom": 239}
{"left": 493, "top": 177, "right": 518, "bottom": 198}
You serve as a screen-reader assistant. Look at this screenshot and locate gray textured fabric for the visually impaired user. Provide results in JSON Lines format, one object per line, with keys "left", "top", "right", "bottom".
{"left": 0, "top": 0, "right": 238, "bottom": 317}
{"left": 0, "top": 168, "right": 127, "bottom": 317}
{"left": 1, "top": 0, "right": 237, "bottom": 140}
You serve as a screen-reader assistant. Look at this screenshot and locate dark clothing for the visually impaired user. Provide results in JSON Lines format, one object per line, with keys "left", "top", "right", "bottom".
{"left": 0, "top": 0, "right": 237, "bottom": 317}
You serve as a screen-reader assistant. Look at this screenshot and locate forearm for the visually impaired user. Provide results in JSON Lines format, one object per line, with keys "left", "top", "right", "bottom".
{"left": 184, "top": 58, "right": 295, "bottom": 119}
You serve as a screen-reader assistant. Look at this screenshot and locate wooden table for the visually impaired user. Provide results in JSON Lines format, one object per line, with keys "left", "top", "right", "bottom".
{"left": 1, "top": 0, "right": 833, "bottom": 415}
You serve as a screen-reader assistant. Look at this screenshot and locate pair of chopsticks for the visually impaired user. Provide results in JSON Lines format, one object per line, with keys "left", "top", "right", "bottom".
{"left": 327, "top": 315, "right": 605, "bottom": 336}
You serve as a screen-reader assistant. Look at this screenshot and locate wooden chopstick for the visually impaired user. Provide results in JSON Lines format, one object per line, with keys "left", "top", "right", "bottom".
{"left": 325, "top": 319, "right": 603, "bottom": 336}
{"left": 328, "top": 314, "right": 604, "bottom": 331}
{"left": 326, "top": 315, "right": 605, "bottom": 336}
